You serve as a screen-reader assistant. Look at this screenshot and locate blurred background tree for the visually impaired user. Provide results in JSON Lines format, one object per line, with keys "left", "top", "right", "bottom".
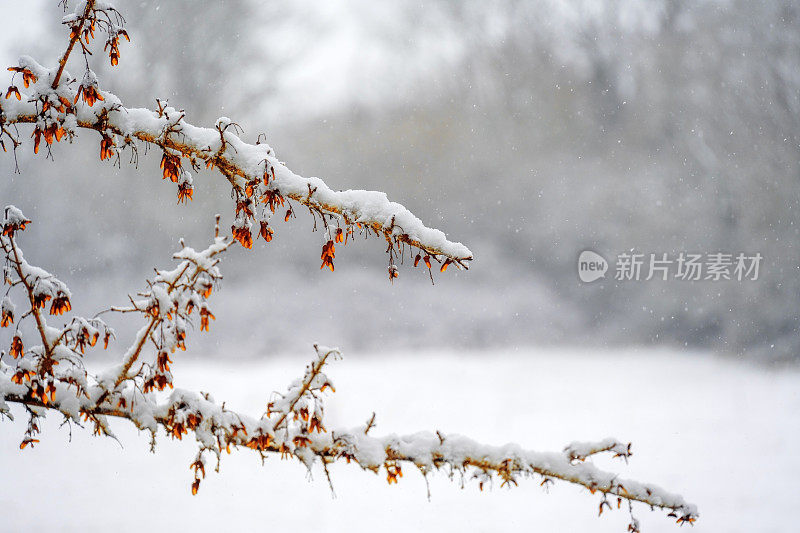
{"left": 2, "top": 0, "right": 798, "bottom": 361}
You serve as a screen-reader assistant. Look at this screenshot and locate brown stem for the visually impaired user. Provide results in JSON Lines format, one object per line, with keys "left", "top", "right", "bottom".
{"left": 2, "top": 236, "right": 53, "bottom": 362}
{"left": 1, "top": 392, "right": 693, "bottom": 519}
{"left": 271, "top": 347, "right": 335, "bottom": 431}
{"left": 112, "top": 262, "right": 191, "bottom": 389}
{"left": 111, "top": 239, "right": 232, "bottom": 389}
{"left": 51, "top": 0, "right": 97, "bottom": 89}
{"left": 8, "top": 114, "right": 471, "bottom": 267}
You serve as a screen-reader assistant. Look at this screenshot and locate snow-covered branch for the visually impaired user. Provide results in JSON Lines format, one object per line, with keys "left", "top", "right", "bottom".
{"left": 0, "top": 3, "right": 698, "bottom": 530}
{"left": 0, "top": 207, "right": 696, "bottom": 529}
{"left": 0, "top": 0, "right": 471, "bottom": 277}
{"left": 1, "top": 387, "right": 698, "bottom": 527}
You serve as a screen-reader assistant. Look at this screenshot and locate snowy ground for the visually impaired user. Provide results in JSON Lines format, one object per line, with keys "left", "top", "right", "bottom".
{"left": 1, "top": 347, "right": 797, "bottom": 532}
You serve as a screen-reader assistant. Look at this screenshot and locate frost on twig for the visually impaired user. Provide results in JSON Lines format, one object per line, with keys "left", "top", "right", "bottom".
{"left": 0, "top": 208, "right": 697, "bottom": 528}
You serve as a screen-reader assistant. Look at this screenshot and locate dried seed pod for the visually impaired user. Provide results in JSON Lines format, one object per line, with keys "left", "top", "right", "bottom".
{"left": 10, "top": 336, "right": 23, "bottom": 358}
{"left": 5, "top": 86, "right": 21, "bottom": 100}
{"left": 259, "top": 221, "right": 274, "bottom": 242}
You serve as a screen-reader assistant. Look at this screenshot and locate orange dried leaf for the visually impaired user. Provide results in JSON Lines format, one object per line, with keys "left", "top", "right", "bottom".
{"left": 232, "top": 226, "right": 253, "bottom": 249}
{"left": 19, "top": 439, "right": 39, "bottom": 450}
{"left": 10, "top": 336, "right": 23, "bottom": 358}
{"left": 99, "top": 136, "right": 115, "bottom": 161}
{"left": 177, "top": 184, "right": 193, "bottom": 204}
{"left": 50, "top": 296, "right": 71, "bottom": 316}
{"left": 258, "top": 221, "right": 274, "bottom": 243}
{"left": 5, "top": 86, "right": 21, "bottom": 100}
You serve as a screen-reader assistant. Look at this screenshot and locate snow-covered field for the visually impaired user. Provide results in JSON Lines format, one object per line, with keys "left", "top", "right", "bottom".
{"left": 1, "top": 348, "right": 797, "bottom": 532}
